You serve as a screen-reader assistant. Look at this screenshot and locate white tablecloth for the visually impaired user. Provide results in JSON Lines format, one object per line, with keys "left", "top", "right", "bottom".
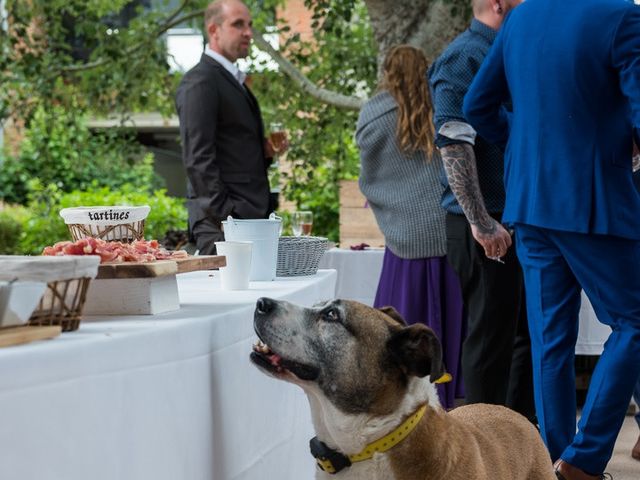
{"left": 576, "top": 293, "right": 611, "bottom": 355}
{"left": 0, "top": 270, "right": 336, "bottom": 480}
{"left": 319, "top": 248, "right": 609, "bottom": 355}
{"left": 318, "top": 248, "right": 384, "bottom": 305}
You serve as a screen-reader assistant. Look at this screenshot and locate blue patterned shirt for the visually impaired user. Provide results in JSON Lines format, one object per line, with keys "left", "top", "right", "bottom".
{"left": 429, "top": 19, "right": 507, "bottom": 215}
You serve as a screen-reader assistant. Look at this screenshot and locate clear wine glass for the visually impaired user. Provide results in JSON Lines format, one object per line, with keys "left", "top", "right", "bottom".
{"left": 291, "top": 211, "right": 313, "bottom": 237}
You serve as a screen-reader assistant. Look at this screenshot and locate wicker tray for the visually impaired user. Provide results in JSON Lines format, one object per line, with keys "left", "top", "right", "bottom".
{"left": 0, "top": 256, "right": 100, "bottom": 333}
{"left": 276, "top": 236, "right": 329, "bottom": 277}
{"left": 29, "top": 278, "right": 92, "bottom": 332}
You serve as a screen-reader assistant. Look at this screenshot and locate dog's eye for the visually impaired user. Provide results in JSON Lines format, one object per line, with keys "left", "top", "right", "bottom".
{"left": 323, "top": 308, "right": 340, "bottom": 322}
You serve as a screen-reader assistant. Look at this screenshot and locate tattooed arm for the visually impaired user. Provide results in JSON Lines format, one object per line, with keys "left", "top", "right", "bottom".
{"left": 439, "top": 142, "right": 511, "bottom": 258}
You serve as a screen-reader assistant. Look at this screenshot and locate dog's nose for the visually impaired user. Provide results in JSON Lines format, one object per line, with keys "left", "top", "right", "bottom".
{"left": 256, "top": 297, "right": 275, "bottom": 315}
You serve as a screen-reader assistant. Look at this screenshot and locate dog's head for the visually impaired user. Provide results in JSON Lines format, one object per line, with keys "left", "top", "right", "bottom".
{"left": 250, "top": 297, "right": 445, "bottom": 416}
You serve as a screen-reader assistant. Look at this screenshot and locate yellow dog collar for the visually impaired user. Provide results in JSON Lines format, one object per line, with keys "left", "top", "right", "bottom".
{"left": 310, "top": 373, "right": 451, "bottom": 474}
{"left": 434, "top": 372, "right": 452, "bottom": 384}
{"left": 311, "top": 403, "right": 428, "bottom": 474}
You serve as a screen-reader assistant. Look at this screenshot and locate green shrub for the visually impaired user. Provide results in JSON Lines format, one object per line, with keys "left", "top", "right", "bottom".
{"left": 14, "top": 181, "right": 187, "bottom": 255}
{"left": 0, "top": 205, "right": 29, "bottom": 255}
{"left": 0, "top": 104, "right": 162, "bottom": 205}
{"left": 0, "top": 155, "right": 31, "bottom": 206}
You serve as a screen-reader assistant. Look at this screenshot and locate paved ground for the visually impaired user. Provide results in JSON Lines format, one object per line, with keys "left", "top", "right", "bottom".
{"left": 607, "top": 413, "right": 639, "bottom": 480}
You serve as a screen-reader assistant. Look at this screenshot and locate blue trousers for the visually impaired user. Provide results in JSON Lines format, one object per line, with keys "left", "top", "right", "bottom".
{"left": 515, "top": 224, "right": 640, "bottom": 475}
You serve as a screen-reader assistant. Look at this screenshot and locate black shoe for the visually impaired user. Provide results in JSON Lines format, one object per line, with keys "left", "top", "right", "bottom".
{"left": 554, "top": 459, "right": 613, "bottom": 480}
{"left": 556, "top": 471, "right": 613, "bottom": 480}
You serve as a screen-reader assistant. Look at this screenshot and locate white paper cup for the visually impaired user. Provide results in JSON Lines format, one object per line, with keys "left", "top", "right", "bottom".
{"left": 214, "top": 241, "right": 253, "bottom": 290}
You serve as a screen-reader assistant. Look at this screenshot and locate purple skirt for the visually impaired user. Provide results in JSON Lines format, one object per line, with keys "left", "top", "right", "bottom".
{"left": 374, "top": 248, "right": 465, "bottom": 409}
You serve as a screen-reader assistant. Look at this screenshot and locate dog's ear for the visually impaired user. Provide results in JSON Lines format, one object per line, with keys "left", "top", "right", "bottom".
{"left": 378, "top": 306, "right": 407, "bottom": 326}
{"left": 387, "top": 324, "right": 445, "bottom": 382}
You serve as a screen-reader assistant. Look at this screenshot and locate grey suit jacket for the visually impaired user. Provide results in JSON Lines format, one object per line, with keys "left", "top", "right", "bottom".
{"left": 176, "top": 54, "right": 271, "bottom": 228}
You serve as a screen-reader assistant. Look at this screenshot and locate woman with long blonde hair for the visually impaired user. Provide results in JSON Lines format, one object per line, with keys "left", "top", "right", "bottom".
{"left": 378, "top": 45, "right": 435, "bottom": 155}
{"left": 356, "top": 45, "right": 464, "bottom": 410}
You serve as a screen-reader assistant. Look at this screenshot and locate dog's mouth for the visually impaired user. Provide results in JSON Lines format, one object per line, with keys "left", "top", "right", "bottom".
{"left": 251, "top": 340, "right": 319, "bottom": 381}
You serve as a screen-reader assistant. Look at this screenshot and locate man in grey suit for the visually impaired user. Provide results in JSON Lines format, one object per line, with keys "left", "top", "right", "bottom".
{"left": 176, "top": 0, "right": 277, "bottom": 254}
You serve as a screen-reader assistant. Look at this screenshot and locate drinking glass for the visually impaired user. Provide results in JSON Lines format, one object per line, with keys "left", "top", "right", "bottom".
{"left": 291, "top": 211, "right": 313, "bottom": 237}
{"left": 269, "top": 122, "right": 287, "bottom": 155}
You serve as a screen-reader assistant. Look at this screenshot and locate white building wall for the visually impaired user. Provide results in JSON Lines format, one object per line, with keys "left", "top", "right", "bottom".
{"left": 166, "top": 27, "right": 279, "bottom": 74}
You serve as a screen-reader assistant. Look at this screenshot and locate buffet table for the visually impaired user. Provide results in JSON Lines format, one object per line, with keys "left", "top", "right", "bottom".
{"left": 0, "top": 270, "right": 336, "bottom": 480}
{"left": 319, "top": 248, "right": 609, "bottom": 355}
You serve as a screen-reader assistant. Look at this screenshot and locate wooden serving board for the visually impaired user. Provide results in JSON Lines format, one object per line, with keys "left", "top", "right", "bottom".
{"left": 175, "top": 255, "right": 226, "bottom": 274}
{"left": 97, "top": 260, "right": 177, "bottom": 279}
{"left": 0, "top": 325, "right": 62, "bottom": 348}
{"left": 96, "top": 255, "right": 226, "bottom": 279}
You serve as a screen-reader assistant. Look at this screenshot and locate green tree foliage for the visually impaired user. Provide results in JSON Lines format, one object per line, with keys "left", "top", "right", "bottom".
{"left": 1, "top": 0, "right": 377, "bottom": 241}
{"left": 253, "top": 0, "right": 376, "bottom": 240}
{"left": 0, "top": 0, "right": 186, "bottom": 253}
{"left": 0, "top": 0, "right": 182, "bottom": 121}
{"left": 0, "top": 0, "right": 282, "bottom": 123}
{"left": 1, "top": 0, "right": 466, "bottom": 242}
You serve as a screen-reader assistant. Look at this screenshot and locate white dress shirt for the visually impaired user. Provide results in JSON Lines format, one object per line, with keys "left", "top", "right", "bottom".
{"left": 204, "top": 46, "right": 247, "bottom": 85}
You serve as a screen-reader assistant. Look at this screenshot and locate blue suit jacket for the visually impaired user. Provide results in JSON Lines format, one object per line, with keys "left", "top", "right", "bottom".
{"left": 463, "top": 0, "right": 640, "bottom": 239}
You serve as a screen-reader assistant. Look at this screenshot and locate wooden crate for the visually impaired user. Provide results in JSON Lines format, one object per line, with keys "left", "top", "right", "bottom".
{"left": 84, "top": 256, "right": 225, "bottom": 315}
{"left": 339, "top": 180, "right": 385, "bottom": 248}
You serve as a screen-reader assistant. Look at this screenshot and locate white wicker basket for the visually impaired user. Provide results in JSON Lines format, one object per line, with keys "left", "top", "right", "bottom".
{"left": 59, "top": 205, "right": 150, "bottom": 242}
{"left": 276, "top": 236, "right": 330, "bottom": 277}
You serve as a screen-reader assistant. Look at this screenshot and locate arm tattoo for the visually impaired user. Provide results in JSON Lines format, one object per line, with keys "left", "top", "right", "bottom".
{"left": 440, "top": 143, "right": 496, "bottom": 235}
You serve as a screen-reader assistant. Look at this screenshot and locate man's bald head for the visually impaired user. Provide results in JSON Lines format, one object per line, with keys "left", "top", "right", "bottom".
{"left": 205, "top": 0, "right": 247, "bottom": 32}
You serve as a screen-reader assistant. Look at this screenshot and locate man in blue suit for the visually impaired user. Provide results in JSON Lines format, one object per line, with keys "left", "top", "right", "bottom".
{"left": 462, "top": 1, "right": 640, "bottom": 479}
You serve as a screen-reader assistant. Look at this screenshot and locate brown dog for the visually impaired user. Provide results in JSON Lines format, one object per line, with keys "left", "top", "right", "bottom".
{"left": 250, "top": 298, "right": 555, "bottom": 480}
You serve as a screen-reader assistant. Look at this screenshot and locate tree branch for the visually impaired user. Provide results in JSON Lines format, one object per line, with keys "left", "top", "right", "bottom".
{"left": 164, "top": 0, "right": 190, "bottom": 27}
{"left": 62, "top": 5, "right": 204, "bottom": 73}
{"left": 251, "top": 29, "right": 364, "bottom": 111}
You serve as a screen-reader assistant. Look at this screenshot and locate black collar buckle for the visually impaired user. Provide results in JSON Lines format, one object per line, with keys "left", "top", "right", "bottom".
{"left": 309, "top": 436, "right": 352, "bottom": 474}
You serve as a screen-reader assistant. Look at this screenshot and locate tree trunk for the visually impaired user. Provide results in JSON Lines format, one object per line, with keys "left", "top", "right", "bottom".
{"left": 364, "top": 0, "right": 470, "bottom": 64}
{"left": 253, "top": 0, "right": 471, "bottom": 108}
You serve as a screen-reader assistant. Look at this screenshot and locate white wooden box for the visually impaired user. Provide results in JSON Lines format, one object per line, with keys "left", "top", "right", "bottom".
{"left": 84, "top": 275, "right": 180, "bottom": 315}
